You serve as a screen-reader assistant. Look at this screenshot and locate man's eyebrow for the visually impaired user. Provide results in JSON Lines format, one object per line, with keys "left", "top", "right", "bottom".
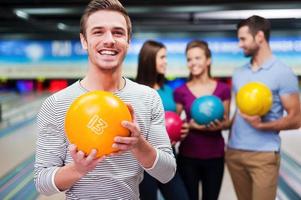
{"left": 91, "top": 26, "right": 104, "bottom": 31}
{"left": 112, "top": 27, "right": 126, "bottom": 32}
{"left": 90, "top": 26, "right": 126, "bottom": 31}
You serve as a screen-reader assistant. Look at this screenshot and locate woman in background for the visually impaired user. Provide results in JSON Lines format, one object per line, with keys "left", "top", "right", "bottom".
{"left": 174, "top": 40, "right": 231, "bottom": 200}
{"left": 136, "top": 40, "right": 189, "bottom": 200}
{"left": 136, "top": 41, "right": 176, "bottom": 112}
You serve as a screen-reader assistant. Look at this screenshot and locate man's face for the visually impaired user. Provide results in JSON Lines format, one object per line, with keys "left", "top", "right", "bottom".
{"left": 80, "top": 10, "right": 129, "bottom": 71}
{"left": 237, "top": 26, "right": 259, "bottom": 57}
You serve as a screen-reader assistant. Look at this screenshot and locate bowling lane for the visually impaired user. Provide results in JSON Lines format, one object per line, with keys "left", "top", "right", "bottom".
{"left": 281, "top": 128, "right": 301, "bottom": 163}
{"left": 0, "top": 122, "right": 37, "bottom": 177}
{"left": 0, "top": 92, "right": 57, "bottom": 200}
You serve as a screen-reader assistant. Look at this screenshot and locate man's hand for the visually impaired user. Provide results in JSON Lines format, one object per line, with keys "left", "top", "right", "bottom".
{"left": 239, "top": 111, "right": 262, "bottom": 129}
{"left": 112, "top": 104, "right": 143, "bottom": 154}
{"left": 69, "top": 144, "right": 106, "bottom": 177}
{"left": 111, "top": 104, "right": 156, "bottom": 168}
{"left": 54, "top": 145, "right": 106, "bottom": 191}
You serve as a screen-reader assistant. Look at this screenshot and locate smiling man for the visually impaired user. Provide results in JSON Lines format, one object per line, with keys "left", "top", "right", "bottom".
{"left": 226, "top": 15, "right": 301, "bottom": 200}
{"left": 34, "top": 0, "right": 176, "bottom": 199}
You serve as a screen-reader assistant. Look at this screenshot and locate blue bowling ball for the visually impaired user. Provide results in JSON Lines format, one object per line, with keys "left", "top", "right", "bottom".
{"left": 191, "top": 95, "right": 224, "bottom": 125}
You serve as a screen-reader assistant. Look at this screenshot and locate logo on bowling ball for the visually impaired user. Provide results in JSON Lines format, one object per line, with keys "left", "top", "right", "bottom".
{"left": 87, "top": 114, "right": 108, "bottom": 135}
{"left": 200, "top": 102, "right": 214, "bottom": 117}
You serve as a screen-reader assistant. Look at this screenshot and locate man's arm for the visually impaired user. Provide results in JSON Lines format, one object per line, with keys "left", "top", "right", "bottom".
{"left": 54, "top": 146, "right": 105, "bottom": 191}
{"left": 260, "top": 93, "right": 301, "bottom": 130}
{"left": 113, "top": 96, "right": 176, "bottom": 183}
{"left": 34, "top": 96, "right": 66, "bottom": 195}
{"left": 241, "top": 93, "right": 301, "bottom": 131}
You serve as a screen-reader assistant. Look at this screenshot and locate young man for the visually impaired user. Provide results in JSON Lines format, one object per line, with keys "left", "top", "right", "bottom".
{"left": 34, "top": 0, "right": 176, "bottom": 199}
{"left": 226, "top": 15, "right": 301, "bottom": 200}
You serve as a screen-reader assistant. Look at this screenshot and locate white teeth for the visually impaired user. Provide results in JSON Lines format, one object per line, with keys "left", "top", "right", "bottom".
{"left": 99, "top": 50, "right": 117, "bottom": 55}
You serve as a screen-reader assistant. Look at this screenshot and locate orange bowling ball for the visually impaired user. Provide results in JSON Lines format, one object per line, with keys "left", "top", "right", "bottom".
{"left": 65, "top": 91, "right": 132, "bottom": 158}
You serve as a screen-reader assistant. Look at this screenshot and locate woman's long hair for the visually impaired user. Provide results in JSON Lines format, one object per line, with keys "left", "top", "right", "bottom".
{"left": 136, "top": 40, "right": 166, "bottom": 88}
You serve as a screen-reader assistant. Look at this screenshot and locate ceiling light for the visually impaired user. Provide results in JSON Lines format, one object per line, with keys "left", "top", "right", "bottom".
{"left": 14, "top": 10, "right": 29, "bottom": 20}
{"left": 127, "top": 5, "right": 223, "bottom": 14}
{"left": 195, "top": 9, "right": 301, "bottom": 19}
{"left": 57, "top": 23, "right": 67, "bottom": 30}
{"left": 14, "top": 8, "right": 82, "bottom": 15}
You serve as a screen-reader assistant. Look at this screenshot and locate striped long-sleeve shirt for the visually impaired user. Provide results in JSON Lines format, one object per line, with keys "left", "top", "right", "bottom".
{"left": 34, "top": 78, "right": 176, "bottom": 200}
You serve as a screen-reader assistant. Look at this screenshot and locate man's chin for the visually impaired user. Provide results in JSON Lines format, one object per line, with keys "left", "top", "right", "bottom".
{"left": 97, "top": 61, "right": 118, "bottom": 69}
{"left": 243, "top": 53, "right": 252, "bottom": 57}
{"left": 95, "top": 65, "right": 117, "bottom": 72}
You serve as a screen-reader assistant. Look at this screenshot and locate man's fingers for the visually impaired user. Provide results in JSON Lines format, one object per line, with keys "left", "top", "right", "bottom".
{"left": 114, "top": 136, "right": 138, "bottom": 144}
{"left": 112, "top": 143, "right": 131, "bottom": 151}
{"left": 85, "top": 149, "right": 97, "bottom": 163}
{"left": 76, "top": 151, "right": 85, "bottom": 161}
{"left": 69, "top": 144, "right": 77, "bottom": 156}
{"left": 122, "top": 121, "right": 140, "bottom": 136}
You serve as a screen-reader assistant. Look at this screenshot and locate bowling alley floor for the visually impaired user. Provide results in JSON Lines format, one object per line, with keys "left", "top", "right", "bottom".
{"left": 0, "top": 91, "right": 301, "bottom": 200}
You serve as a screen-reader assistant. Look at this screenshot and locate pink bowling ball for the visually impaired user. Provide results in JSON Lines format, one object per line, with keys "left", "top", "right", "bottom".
{"left": 165, "top": 111, "right": 183, "bottom": 142}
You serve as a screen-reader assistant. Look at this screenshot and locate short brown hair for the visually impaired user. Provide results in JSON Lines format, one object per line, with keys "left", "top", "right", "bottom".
{"left": 80, "top": 0, "right": 132, "bottom": 41}
{"left": 237, "top": 15, "right": 271, "bottom": 42}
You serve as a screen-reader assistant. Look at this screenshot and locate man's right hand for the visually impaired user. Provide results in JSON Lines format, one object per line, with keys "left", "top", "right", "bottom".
{"left": 69, "top": 144, "right": 106, "bottom": 177}
{"left": 54, "top": 145, "right": 106, "bottom": 191}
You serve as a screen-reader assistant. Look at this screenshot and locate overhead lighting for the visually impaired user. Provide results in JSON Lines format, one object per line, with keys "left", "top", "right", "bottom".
{"left": 127, "top": 5, "right": 223, "bottom": 14}
{"left": 195, "top": 9, "right": 301, "bottom": 19}
{"left": 14, "top": 8, "right": 82, "bottom": 15}
{"left": 14, "top": 10, "right": 29, "bottom": 20}
{"left": 57, "top": 23, "right": 67, "bottom": 30}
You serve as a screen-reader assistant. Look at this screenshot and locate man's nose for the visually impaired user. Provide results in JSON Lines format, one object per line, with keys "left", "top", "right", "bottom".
{"left": 238, "top": 41, "right": 243, "bottom": 48}
{"left": 103, "top": 31, "right": 115, "bottom": 45}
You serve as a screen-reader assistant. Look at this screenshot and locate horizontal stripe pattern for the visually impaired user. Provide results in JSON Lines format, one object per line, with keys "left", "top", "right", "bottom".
{"left": 34, "top": 78, "right": 176, "bottom": 199}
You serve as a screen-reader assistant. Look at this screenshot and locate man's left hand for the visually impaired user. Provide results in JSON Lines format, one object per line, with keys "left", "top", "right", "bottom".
{"left": 240, "top": 111, "right": 263, "bottom": 129}
{"left": 111, "top": 104, "right": 143, "bottom": 155}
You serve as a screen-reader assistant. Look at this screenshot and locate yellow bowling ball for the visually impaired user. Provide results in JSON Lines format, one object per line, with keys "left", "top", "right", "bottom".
{"left": 236, "top": 82, "right": 273, "bottom": 116}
